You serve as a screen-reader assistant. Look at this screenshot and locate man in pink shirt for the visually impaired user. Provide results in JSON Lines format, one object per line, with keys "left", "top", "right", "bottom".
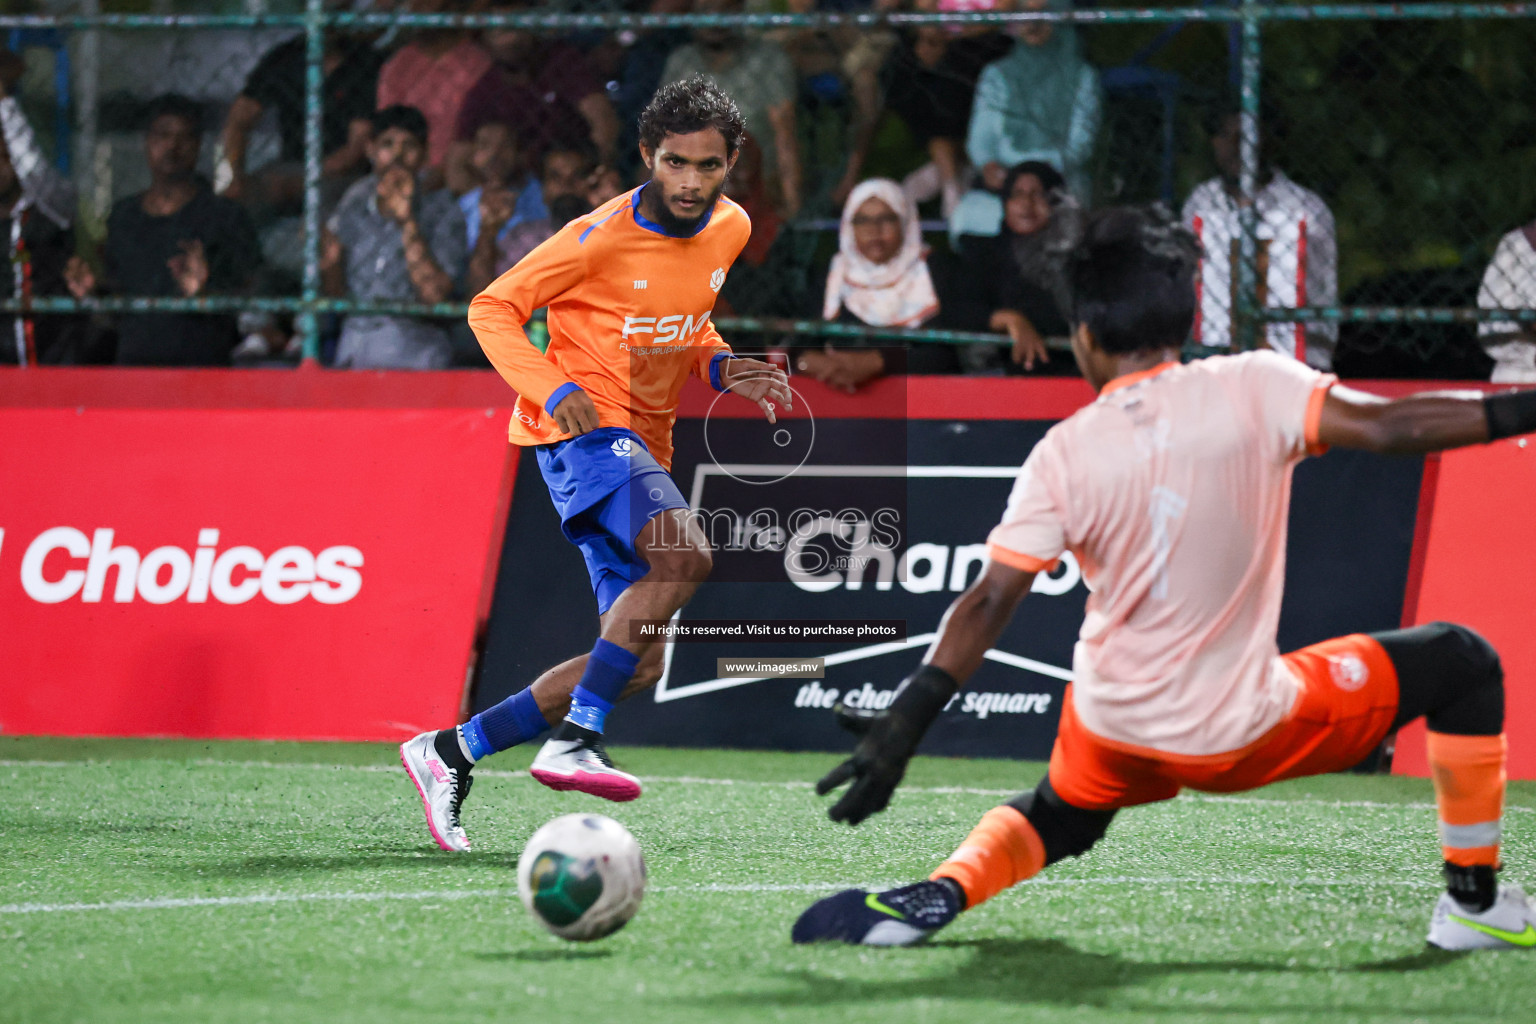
{"left": 375, "top": 0, "right": 493, "bottom": 176}
{"left": 795, "top": 206, "right": 1536, "bottom": 952}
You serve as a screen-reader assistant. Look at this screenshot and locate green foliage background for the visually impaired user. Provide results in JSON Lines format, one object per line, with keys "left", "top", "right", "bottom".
{"left": 1086, "top": 7, "right": 1536, "bottom": 298}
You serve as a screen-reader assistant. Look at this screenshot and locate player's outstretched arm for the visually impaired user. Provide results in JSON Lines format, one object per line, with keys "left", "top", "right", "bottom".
{"left": 1316, "top": 383, "right": 1536, "bottom": 455}
{"left": 816, "top": 561, "right": 1036, "bottom": 825}
{"left": 925, "top": 561, "right": 1039, "bottom": 683}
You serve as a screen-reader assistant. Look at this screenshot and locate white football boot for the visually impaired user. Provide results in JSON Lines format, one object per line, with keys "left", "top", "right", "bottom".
{"left": 399, "top": 731, "right": 474, "bottom": 852}
{"left": 529, "top": 726, "right": 642, "bottom": 802}
{"left": 1427, "top": 885, "right": 1536, "bottom": 950}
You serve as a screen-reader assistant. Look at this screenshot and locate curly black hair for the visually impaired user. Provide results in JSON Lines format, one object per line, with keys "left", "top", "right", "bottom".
{"left": 1066, "top": 205, "right": 1204, "bottom": 355}
{"left": 371, "top": 104, "right": 430, "bottom": 147}
{"left": 638, "top": 74, "right": 747, "bottom": 157}
{"left": 144, "top": 93, "right": 205, "bottom": 136}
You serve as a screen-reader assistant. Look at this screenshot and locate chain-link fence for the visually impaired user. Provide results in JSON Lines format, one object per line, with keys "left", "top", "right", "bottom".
{"left": 1, "top": 1, "right": 1534, "bottom": 377}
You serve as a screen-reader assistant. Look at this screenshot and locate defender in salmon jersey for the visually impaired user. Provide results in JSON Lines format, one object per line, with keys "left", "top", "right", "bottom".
{"left": 795, "top": 207, "right": 1536, "bottom": 952}
{"left": 401, "top": 77, "right": 790, "bottom": 850}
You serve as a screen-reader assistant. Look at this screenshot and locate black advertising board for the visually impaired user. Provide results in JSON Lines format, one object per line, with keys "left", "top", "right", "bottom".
{"left": 476, "top": 413, "right": 1424, "bottom": 762}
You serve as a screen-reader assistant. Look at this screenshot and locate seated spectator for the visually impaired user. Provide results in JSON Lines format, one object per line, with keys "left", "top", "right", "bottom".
{"left": 375, "top": 0, "right": 493, "bottom": 184}
{"left": 540, "top": 141, "right": 624, "bottom": 212}
{"left": 661, "top": 0, "right": 801, "bottom": 217}
{"left": 875, "top": 19, "right": 1012, "bottom": 216}
{"left": 321, "top": 105, "right": 467, "bottom": 369}
{"left": 950, "top": 0, "right": 1100, "bottom": 240}
{"left": 798, "top": 178, "right": 963, "bottom": 393}
{"left": 716, "top": 134, "right": 812, "bottom": 320}
{"left": 219, "top": 31, "right": 383, "bottom": 214}
{"left": 0, "top": 50, "right": 89, "bottom": 365}
{"left": 461, "top": 122, "right": 550, "bottom": 294}
{"left": 451, "top": 142, "right": 610, "bottom": 364}
{"left": 807, "top": 0, "right": 898, "bottom": 209}
{"left": 1181, "top": 108, "right": 1337, "bottom": 369}
{"left": 771, "top": 0, "right": 883, "bottom": 176}
{"left": 447, "top": 0, "right": 620, "bottom": 194}
{"left": 64, "top": 94, "right": 261, "bottom": 367}
{"left": 606, "top": 0, "right": 692, "bottom": 181}
{"left": 953, "top": 160, "right": 1072, "bottom": 373}
{"left": 1477, "top": 221, "right": 1536, "bottom": 382}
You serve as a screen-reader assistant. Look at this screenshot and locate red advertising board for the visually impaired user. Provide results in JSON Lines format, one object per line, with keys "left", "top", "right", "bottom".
{"left": 0, "top": 370, "right": 515, "bottom": 741}
{"left": 1394, "top": 440, "right": 1536, "bottom": 779}
{"left": 3, "top": 368, "right": 1531, "bottom": 780}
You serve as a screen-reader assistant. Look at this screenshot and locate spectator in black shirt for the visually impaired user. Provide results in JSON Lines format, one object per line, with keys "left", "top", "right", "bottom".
{"left": 218, "top": 33, "right": 384, "bottom": 214}
{"left": 953, "top": 160, "right": 1073, "bottom": 373}
{"left": 65, "top": 94, "right": 262, "bottom": 367}
{"left": 884, "top": 26, "right": 1012, "bottom": 217}
{"left": 833, "top": 24, "right": 1012, "bottom": 214}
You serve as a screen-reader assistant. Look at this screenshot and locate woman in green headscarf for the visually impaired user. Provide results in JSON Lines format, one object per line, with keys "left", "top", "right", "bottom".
{"left": 949, "top": 0, "right": 1100, "bottom": 240}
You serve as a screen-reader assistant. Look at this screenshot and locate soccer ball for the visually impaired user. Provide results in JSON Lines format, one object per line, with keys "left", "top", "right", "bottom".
{"left": 517, "top": 813, "right": 646, "bottom": 941}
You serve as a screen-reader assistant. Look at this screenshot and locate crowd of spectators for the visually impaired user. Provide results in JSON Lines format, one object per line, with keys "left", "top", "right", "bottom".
{"left": 0, "top": 3, "right": 1531, "bottom": 379}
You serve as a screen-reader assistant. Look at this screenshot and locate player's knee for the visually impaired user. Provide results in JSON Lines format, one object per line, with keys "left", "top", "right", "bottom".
{"left": 1420, "top": 622, "right": 1504, "bottom": 735}
{"left": 1006, "top": 778, "right": 1115, "bottom": 864}
{"left": 1449, "top": 623, "right": 1500, "bottom": 682}
{"left": 1385, "top": 621, "right": 1504, "bottom": 735}
{"left": 648, "top": 543, "right": 712, "bottom": 584}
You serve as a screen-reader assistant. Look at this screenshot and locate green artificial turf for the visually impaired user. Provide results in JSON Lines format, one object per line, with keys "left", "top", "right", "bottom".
{"left": 2, "top": 736, "right": 1533, "bottom": 1024}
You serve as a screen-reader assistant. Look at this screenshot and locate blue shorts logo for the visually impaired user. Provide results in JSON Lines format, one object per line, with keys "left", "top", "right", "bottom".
{"left": 611, "top": 437, "right": 634, "bottom": 457}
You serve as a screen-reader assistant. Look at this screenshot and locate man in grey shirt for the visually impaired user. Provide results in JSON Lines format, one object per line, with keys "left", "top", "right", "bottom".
{"left": 659, "top": 0, "right": 801, "bottom": 218}
{"left": 323, "top": 105, "right": 467, "bottom": 369}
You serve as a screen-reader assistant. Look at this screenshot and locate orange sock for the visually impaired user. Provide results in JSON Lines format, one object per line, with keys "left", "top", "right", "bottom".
{"left": 1426, "top": 731, "right": 1506, "bottom": 867}
{"left": 930, "top": 805, "right": 1046, "bottom": 909}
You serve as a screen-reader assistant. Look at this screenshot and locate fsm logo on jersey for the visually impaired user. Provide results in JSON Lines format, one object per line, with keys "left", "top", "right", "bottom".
{"left": 1, "top": 527, "right": 363, "bottom": 605}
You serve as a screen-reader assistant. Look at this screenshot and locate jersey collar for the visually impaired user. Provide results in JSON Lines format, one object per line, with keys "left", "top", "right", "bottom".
{"left": 1100, "top": 361, "right": 1179, "bottom": 396}
{"left": 632, "top": 183, "right": 716, "bottom": 238}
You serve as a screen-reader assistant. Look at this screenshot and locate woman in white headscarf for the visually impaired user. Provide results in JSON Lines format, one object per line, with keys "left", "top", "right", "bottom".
{"left": 800, "top": 177, "right": 960, "bottom": 392}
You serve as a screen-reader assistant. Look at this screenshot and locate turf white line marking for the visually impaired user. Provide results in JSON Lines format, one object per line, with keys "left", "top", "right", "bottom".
{"left": 0, "top": 890, "right": 510, "bottom": 915}
{"left": 0, "top": 884, "right": 852, "bottom": 915}
{"left": 2, "top": 759, "right": 1531, "bottom": 814}
{"left": 0, "top": 875, "right": 1443, "bottom": 917}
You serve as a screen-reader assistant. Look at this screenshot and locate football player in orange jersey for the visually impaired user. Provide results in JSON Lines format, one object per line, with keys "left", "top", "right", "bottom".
{"left": 403, "top": 76, "right": 791, "bottom": 850}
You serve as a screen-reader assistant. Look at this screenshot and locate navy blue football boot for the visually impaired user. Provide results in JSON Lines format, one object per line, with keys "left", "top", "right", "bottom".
{"left": 792, "top": 878, "right": 963, "bottom": 945}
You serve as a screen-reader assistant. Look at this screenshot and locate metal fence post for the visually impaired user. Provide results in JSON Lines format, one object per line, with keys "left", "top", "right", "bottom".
{"left": 1235, "top": 1, "right": 1262, "bottom": 352}
{"left": 299, "top": 0, "right": 323, "bottom": 363}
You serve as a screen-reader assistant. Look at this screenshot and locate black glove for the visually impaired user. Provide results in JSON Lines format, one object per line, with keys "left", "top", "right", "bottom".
{"left": 815, "top": 665, "right": 959, "bottom": 825}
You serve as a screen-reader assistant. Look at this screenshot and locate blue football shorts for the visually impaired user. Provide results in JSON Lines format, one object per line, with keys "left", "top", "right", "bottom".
{"left": 535, "top": 426, "right": 690, "bottom": 614}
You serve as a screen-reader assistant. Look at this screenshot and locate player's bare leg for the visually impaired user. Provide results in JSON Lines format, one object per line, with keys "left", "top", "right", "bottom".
{"left": 401, "top": 510, "right": 700, "bottom": 846}
{"left": 523, "top": 624, "right": 667, "bottom": 722}
{"left": 401, "top": 634, "right": 665, "bottom": 852}
{"left": 529, "top": 508, "right": 711, "bottom": 800}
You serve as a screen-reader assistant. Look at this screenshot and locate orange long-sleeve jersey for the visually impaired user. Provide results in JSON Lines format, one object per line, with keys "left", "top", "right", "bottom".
{"left": 469, "top": 186, "right": 751, "bottom": 470}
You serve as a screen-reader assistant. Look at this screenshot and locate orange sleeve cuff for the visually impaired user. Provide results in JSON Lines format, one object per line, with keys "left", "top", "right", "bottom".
{"left": 987, "top": 542, "right": 1058, "bottom": 574}
{"left": 1303, "top": 377, "right": 1337, "bottom": 456}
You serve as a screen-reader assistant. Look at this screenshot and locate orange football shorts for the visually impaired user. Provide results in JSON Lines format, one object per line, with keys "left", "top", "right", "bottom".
{"left": 1048, "top": 633, "right": 1400, "bottom": 811}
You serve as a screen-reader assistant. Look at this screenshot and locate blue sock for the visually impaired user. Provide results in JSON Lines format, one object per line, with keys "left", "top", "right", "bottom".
{"left": 462, "top": 688, "right": 549, "bottom": 761}
{"left": 565, "top": 639, "right": 639, "bottom": 734}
